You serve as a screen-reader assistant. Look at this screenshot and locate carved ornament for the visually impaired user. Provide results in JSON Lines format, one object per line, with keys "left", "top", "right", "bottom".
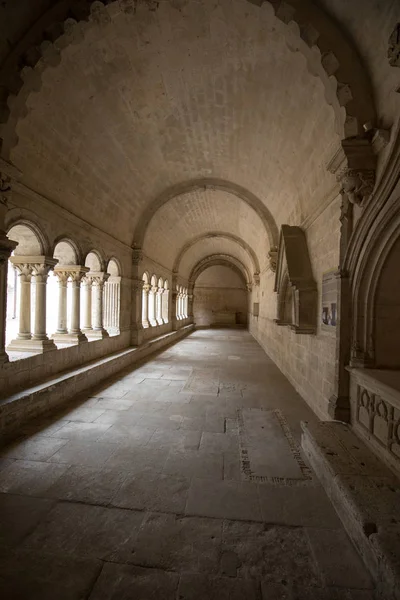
{"left": 388, "top": 23, "right": 400, "bottom": 67}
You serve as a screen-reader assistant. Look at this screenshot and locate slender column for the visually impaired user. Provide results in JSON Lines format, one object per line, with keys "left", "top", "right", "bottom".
{"left": 66, "top": 267, "right": 89, "bottom": 343}
{"left": 162, "top": 289, "right": 169, "bottom": 324}
{"left": 149, "top": 286, "right": 158, "bottom": 326}
{"left": 16, "top": 264, "right": 33, "bottom": 340}
{"left": 32, "top": 263, "right": 55, "bottom": 342}
{"left": 91, "top": 273, "right": 109, "bottom": 338}
{"left": 81, "top": 276, "right": 93, "bottom": 332}
{"left": 142, "top": 284, "right": 150, "bottom": 327}
{"left": 55, "top": 272, "right": 69, "bottom": 334}
{"left": 156, "top": 287, "right": 164, "bottom": 325}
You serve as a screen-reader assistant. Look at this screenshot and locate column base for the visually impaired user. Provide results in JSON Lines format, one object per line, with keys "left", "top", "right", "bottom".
{"left": 88, "top": 328, "right": 109, "bottom": 340}
{"left": 50, "top": 332, "right": 86, "bottom": 345}
{"left": 7, "top": 338, "right": 57, "bottom": 353}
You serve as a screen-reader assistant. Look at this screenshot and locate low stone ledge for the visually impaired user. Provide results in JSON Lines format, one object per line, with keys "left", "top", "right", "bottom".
{"left": 0, "top": 324, "right": 194, "bottom": 444}
{"left": 301, "top": 420, "right": 400, "bottom": 600}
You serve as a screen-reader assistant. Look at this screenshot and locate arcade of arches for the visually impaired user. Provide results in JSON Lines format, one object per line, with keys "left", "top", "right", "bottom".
{"left": 0, "top": 1, "right": 399, "bottom": 598}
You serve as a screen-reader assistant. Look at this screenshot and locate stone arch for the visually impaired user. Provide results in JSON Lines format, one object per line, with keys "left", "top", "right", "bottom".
{"left": 351, "top": 197, "right": 400, "bottom": 369}
{"left": 84, "top": 249, "right": 105, "bottom": 271}
{"left": 142, "top": 271, "right": 150, "bottom": 284}
{"left": 107, "top": 257, "right": 121, "bottom": 277}
{"left": 7, "top": 219, "right": 46, "bottom": 256}
{"left": 173, "top": 231, "right": 260, "bottom": 277}
{"left": 136, "top": 179, "right": 279, "bottom": 250}
{"left": 0, "top": 0, "right": 375, "bottom": 158}
{"left": 189, "top": 254, "right": 250, "bottom": 291}
{"left": 52, "top": 237, "right": 81, "bottom": 265}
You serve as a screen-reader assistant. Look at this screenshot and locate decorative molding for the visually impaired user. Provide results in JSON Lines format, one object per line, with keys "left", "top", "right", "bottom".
{"left": 268, "top": 247, "right": 277, "bottom": 273}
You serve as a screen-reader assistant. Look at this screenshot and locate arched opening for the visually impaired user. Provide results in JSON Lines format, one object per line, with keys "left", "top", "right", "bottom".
{"left": 193, "top": 264, "right": 248, "bottom": 328}
{"left": 5, "top": 222, "right": 55, "bottom": 355}
{"left": 156, "top": 277, "right": 164, "bottom": 325}
{"left": 104, "top": 258, "right": 121, "bottom": 335}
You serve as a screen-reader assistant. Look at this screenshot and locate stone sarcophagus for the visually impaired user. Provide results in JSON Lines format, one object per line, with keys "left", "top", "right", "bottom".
{"left": 349, "top": 368, "right": 400, "bottom": 476}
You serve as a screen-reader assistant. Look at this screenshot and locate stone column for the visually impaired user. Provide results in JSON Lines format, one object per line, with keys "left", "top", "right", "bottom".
{"left": 67, "top": 267, "right": 89, "bottom": 344}
{"left": 7, "top": 262, "right": 33, "bottom": 352}
{"left": 91, "top": 272, "right": 109, "bottom": 339}
{"left": 162, "top": 288, "right": 169, "bottom": 323}
{"left": 142, "top": 283, "right": 150, "bottom": 328}
{"left": 328, "top": 193, "right": 354, "bottom": 422}
{"left": 31, "top": 261, "right": 57, "bottom": 351}
{"left": 54, "top": 271, "right": 69, "bottom": 335}
{"left": 188, "top": 293, "right": 194, "bottom": 319}
{"left": 156, "top": 287, "right": 164, "bottom": 325}
{"left": 81, "top": 276, "right": 93, "bottom": 334}
{"left": 149, "top": 286, "right": 158, "bottom": 327}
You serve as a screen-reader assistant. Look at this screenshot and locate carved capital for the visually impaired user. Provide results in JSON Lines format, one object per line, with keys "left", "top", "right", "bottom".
{"left": 388, "top": 23, "right": 400, "bottom": 67}
{"left": 340, "top": 169, "right": 375, "bottom": 206}
{"left": 132, "top": 277, "right": 144, "bottom": 292}
{"left": 54, "top": 265, "right": 89, "bottom": 284}
{"left": 327, "top": 138, "right": 376, "bottom": 206}
{"left": 132, "top": 247, "right": 143, "bottom": 265}
{"left": 246, "top": 283, "right": 252, "bottom": 292}
{"left": 253, "top": 272, "right": 260, "bottom": 286}
{"left": 13, "top": 263, "right": 34, "bottom": 281}
{"left": 32, "top": 263, "right": 54, "bottom": 283}
{"left": 268, "top": 247, "right": 278, "bottom": 273}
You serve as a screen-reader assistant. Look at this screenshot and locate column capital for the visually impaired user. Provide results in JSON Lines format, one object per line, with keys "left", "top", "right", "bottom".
{"left": 54, "top": 265, "right": 89, "bottom": 283}
{"left": 89, "top": 271, "right": 109, "bottom": 286}
{"left": 268, "top": 247, "right": 278, "bottom": 273}
{"left": 132, "top": 277, "right": 144, "bottom": 292}
{"left": 326, "top": 138, "right": 376, "bottom": 206}
{"left": 132, "top": 247, "right": 143, "bottom": 265}
{"left": 32, "top": 259, "right": 58, "bottom": 282}
{"left": 150, "top": 285, "right": 158, "bottom": 294}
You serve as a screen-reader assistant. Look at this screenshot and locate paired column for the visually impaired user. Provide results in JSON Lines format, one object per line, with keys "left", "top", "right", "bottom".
{"left": 81, "top": 275, "right": 93, "bottom": 334}
{"left": 148, "top": 285, "right": 158, "bottom": 327}
{"left": 7, "top": 256, "right": 58, "bottom": 353}
{"left": 162, "top": 288, "right": 169, "bottom": 324}
{"left": 91, "top": 272, "right": 109, "bottom": 339}
{"left": 142, "top": 283, "right": 150, "bottom": 328}
{"left": 156, "top": 286, "right": 164, "bottom": 325}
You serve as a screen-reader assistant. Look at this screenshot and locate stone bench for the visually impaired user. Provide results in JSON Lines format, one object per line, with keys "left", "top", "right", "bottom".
{"left": 302, "top": 420, "right": 400, "bottom": 600}
{"left": 0, "top": 325, "right": 194, "bottom": 444}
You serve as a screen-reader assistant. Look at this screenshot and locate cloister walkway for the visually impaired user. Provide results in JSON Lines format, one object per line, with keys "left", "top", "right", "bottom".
{"left": 0, "top": 330, "right": 374, "bottom": 599}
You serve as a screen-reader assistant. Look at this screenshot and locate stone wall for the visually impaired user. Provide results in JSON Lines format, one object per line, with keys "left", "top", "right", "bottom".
{"left": 250, "top": 196, "right": 341, "bottom": 420}
{"left": 193, "top": 265, "right": 248, "bottom": 328}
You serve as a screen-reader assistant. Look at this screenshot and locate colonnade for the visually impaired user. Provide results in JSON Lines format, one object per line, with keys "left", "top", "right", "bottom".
{"left": 141, "top": 274, "right": 169, "bottom": 328}
{"left": 6, "top": 260, "right": 121, "bottom": 353}
{"left": 176, "top": 286, "right": 189, "bottom": 320}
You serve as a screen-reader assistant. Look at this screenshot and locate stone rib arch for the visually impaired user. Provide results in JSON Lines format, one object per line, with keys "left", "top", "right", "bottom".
{"left": 0, "top": 0, "right": 375, "bottom": 157}
{"left": 189, "top": 254, "right": 251, "bottom": 291}
{"left": 52, "top": 236, "right": 82, "bottom": 265}
{"left": 173, "top": 232, "right": 260, "bottom": 277}
{"left": 137, "top": 179, "right": 278, "bottom": 250}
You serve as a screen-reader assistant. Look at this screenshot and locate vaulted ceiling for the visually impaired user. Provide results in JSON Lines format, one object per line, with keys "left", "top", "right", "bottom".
{"left": 1, "top": 0, "right": 395, "bottom": 281}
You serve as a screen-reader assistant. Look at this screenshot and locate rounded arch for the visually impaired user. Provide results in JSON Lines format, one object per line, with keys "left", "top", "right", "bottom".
{"left": 351, "top": 197, "right": 400, "bottom": 368}
{"left": 164, "top": 279, "right": 169, "bottom": 290}
{"left": 0, "top": 0, "right": 375, "bottom": 157}
{"left": 189, "top": 254, "right": 251, "bottom": 291}
{"left": 53, "top": 237, "right": 80, "bottom": 265}
{"left": 135, "top": 179, "right": 278, "bottom": 249}
{"left": 173, "top": 231, "right": 260, "bottom": 276}
{"left": 107, "top": 257, "right": 121, "bottom": 277}
{"left": 7, "top": 220, "right": 46, "bottom": 256}
{"left": 84, "top": 249, "right": 104, "bottom": 271}
{"left": 150, "top": 274, "right": 157, "bottom": 287}
{"left": 142, "top": 271, "right": 150, "bottom": 284}
{"left": 158, "top": 277, "right": 164, "bottom": 288}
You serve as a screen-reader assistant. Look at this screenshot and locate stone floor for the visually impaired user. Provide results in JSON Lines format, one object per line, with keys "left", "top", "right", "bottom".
{"left": 0, "top": 329, "right": 375, "bottom": 599}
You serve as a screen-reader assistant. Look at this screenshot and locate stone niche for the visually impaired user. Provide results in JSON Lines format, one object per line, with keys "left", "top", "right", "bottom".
{"left": 274, "top": 225, "right": 317, "bottom": 334}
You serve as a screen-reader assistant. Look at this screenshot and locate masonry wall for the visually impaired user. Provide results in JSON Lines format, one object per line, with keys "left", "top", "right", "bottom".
{"left": 250, "top": 196, "right": 341, "bottom": 420}
{"left": 193, "top": 266, "right": 248, "bottom": 328}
